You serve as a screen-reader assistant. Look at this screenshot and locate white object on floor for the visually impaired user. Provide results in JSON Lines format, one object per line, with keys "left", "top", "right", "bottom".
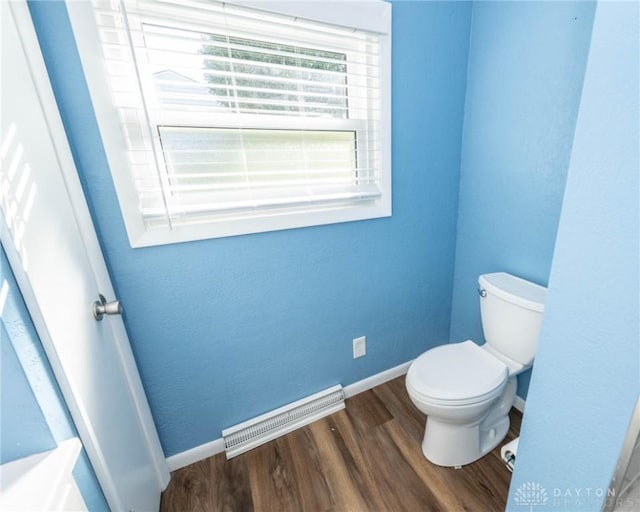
{"left": 0, "top": 438, "right": 87, "bottom": 511}
{"left": 501, "top": 437, "right": 519, "bottom": 472}
{"left": 406, "top": 272, "right": 546, "bottom": 468}
{"left": 222, "top": 385, "right": 345, "bottom": 458}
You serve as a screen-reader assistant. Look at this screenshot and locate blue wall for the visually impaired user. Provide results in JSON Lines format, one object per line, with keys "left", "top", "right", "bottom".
{"left": 15, "top": 0, "right": 639, "bottom": 506}
{"left": 0, "top": 248, "right": 108, "bottom": 511}
{"left": 507, "top": 1, "right": 639, "bottom": 509}
{"left": 449, "top": 1, "right": 595, "bottom": 398}
{"left": 28, "top": 0, "right": 473, "bottom": 456}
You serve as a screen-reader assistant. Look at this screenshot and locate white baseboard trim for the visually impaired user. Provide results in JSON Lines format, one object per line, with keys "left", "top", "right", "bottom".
{"left": 166, "top": 438, "right": 225, "bottom": 472}
{"left": 343, "top": 360, "right": 413, "bottom": 399}
{"left": 513, "top": 395, "right": 526, "bottom": 413}
{"left": 165, "top": 360, "right": 413, "bottom": 472}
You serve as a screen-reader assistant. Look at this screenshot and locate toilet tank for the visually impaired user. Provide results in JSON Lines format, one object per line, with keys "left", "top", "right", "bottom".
{"left": 478, "top": 272, "right": 547, "bottom": 366}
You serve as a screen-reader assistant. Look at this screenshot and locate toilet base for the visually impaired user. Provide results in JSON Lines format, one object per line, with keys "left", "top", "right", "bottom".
{"left": 421, "top": 378, "right": 517, "bottom": 467}
{"left": 422, "top": 414, "right": 510, "bottom": 467}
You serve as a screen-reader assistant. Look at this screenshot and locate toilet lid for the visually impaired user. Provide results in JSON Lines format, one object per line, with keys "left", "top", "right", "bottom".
{"left": 407, "top": 340, "right": 508, "bottom": 403}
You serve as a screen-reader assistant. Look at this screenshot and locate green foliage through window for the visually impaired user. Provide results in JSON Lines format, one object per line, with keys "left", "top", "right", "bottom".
{"left": 200, "top": 33, "right": 348, "bottom": 118}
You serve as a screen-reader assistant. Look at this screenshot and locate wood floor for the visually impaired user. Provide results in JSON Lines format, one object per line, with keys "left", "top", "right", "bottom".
{"left": 161, "top": 377, "right": 521, "bottom": 512}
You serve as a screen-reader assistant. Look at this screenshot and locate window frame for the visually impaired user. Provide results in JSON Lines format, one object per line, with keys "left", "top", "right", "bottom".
{"left": 66, "top": 0, "right": 391, "bottom": 247}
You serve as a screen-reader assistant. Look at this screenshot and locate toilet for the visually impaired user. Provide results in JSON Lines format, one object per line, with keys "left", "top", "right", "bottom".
{"left": 405, "top": 272, "right": 546, "bottom": 467}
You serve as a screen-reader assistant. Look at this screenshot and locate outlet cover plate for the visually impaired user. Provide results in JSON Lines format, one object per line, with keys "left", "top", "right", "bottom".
{"left": 353, "top": 336, "right": 366, "bottom": 358}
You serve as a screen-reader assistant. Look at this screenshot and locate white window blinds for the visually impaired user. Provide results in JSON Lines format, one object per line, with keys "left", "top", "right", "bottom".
{"left": 92, "top": 0, "right": 385, "bottom": 231}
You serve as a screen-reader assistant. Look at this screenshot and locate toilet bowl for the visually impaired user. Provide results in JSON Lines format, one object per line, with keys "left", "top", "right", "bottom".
{"left": 405, "top": 272, "right": 546, "bottom": 467}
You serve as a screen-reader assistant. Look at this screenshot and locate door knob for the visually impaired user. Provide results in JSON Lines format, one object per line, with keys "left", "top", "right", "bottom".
{"left": 93, "top": 294, "right": 122, "bottom": 321}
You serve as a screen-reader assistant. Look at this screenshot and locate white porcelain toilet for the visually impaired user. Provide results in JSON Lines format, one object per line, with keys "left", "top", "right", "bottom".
{"left": 405, "top": 272, "right": 546, "bottom": 467}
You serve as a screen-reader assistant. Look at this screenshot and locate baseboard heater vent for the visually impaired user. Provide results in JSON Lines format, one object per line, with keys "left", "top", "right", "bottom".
{"left": 222, "top": 384, "right": 345, "bottom": 459}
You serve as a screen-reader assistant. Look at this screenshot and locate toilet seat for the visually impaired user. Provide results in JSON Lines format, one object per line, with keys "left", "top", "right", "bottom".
{"left": 406, "top": 340, "right": 508, "bottom": 406}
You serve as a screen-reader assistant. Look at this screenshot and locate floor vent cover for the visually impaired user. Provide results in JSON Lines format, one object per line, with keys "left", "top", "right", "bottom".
{"left": 222, "top": 385, "right": 345, "bottom": 459}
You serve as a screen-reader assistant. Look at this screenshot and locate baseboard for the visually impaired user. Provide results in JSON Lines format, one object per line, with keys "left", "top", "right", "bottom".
{"left": 165, "top": 360, "right": 413, "bottom": 471}
{"left": 166, "top": 438, "right": 226, "bottom": 472}
{"left": 513, "top": 395, "right": 526, "bottom": 413}
{"left": 343, "top": 360, "right": 413, "bottom": 398}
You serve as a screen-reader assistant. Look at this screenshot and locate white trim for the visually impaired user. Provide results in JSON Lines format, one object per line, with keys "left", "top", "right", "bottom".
{"left": 343, "top": 360, "right": 412, "bottom": 398}
{"left": 66, "top": 0, "right": 392, "bottom": 247}
{"left": 2, "top": 0, "right": 169, "bottom": 504}
{"left": 166, "top": 360, "right": 412, "bottom": 471}
{"left": 166, "top": 438, "right": 226, "bottom": 472}
{"left": 65, "top": 0, "right": 148, "bottom": 245}
{"left": 229, "top": 1, "right": 391, "bottom": 34}
{"left": 135, "top": 200, "right": 391, "bottom": 247}
{"left": 513, "top": 395, "right": 526, "bottom": 413}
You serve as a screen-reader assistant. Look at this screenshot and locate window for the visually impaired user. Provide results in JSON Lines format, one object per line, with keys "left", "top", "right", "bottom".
{"left": 68, "top": 0, "right": 391, "bottom": 247}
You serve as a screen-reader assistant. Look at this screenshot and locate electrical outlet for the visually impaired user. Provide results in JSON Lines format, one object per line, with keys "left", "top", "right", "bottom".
{"left": 353, "top": 336, "right": 366, "bottom": 358}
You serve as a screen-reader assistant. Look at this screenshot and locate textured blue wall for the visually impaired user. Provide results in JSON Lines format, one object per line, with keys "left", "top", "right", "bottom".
{"left": 507, "top": 2, "right": 639, "bottom": 509}
{"left": 449, "top": 1, "right": 595, "bottom": 398}
{"left": 29, "top": 0, "right": 472, "bottom": 456}
{"left": 0, "top": 247, "right": 108, "bottom": 511}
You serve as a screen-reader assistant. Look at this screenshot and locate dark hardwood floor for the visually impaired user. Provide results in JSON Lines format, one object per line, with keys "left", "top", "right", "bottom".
{"left": 161, "top": 376, "right": 521, "bottom": 512}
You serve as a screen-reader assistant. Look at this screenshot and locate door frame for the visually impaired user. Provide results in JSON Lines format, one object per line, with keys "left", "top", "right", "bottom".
{"left": 1, "top": 0, "right": 170, "bottom": 506}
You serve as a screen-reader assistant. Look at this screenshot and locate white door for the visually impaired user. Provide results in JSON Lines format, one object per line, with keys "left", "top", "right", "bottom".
{"left": 0, "top": 2, "right": 170, "bottom": 511}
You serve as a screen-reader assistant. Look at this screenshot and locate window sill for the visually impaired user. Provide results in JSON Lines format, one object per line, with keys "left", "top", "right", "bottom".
{"left": 128, "top": 198, "right": 391, "bottom": 247}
